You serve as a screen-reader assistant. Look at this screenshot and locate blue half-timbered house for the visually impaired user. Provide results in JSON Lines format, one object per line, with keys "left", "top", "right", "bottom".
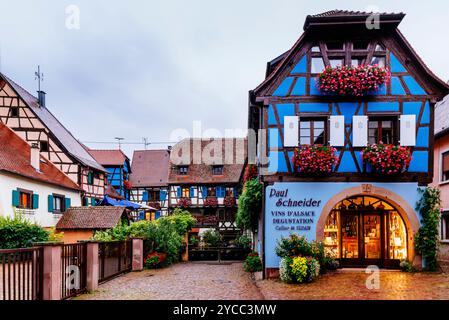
{"left": 248, "top": 10, "right": 449, "bottom": 276}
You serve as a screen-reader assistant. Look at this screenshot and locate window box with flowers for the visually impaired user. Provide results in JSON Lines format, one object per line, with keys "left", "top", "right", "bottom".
{"left": 177, "top": 198, "right": 192, "bottom": 208}
{"left": 292, "top": 145, "right": 339, "bottom": 175}
{"left": 362, "top": 143, "right": 412, "bottom": 175}
{"left": 123, "top": 180, "right": 132, "bottom": 190}
{"left": 204, "top": 196, "right": 219, "bottom": 207}
{"left": 318, "top": 65, "right": 391, "bottom": 96}
{"left": 223, "top": 196, "right": 237, "bottom": 207}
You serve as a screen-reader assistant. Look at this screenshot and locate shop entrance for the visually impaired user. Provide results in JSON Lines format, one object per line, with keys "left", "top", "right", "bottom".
{"left": 324, "top": 195, "right": 408, "bottom": 268}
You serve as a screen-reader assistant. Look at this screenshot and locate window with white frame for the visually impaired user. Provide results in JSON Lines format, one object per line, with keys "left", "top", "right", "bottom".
{"left": 442, "top": 151, "right": 449, "bottom": 182}
{"left": 441, "top": 211, "right": 449, "bottom": 241}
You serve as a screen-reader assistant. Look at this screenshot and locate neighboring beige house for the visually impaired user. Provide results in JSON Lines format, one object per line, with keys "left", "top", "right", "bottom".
{"left": 0, "top": 122, "right": 81, "bottom": 228}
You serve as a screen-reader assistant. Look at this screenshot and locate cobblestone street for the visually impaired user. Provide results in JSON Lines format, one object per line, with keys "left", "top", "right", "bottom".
{"left": 76, "top": 263, "right": 449, "bottom": 300}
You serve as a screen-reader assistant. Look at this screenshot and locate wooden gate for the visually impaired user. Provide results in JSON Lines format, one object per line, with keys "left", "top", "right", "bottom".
{"left": 98, "top": 240, "right": 132, "bottom": 283}
{"left": 61, "top": 243, "right": 87, "bottom": 299}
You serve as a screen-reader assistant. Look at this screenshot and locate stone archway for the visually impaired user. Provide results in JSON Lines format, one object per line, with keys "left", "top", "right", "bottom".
{"left": 316, "top": 184, "right": 420, "bottom": 264}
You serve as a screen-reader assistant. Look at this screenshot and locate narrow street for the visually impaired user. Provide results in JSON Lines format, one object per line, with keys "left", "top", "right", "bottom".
{"left": 76, "top": 262, "right": 449, "bottom": 300}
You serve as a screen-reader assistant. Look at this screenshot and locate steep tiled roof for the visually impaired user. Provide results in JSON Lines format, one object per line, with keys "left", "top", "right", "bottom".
{"left": 0, "top": 73, "right": 106, "bottom": 172}
{"left": 105, "top": 183, "right": 124, "bottom": 200}
{"left": 87, "top": 149, "right": 128, "bottom": 166}
{"left": 129, "top": 149, "right": 170, "bottom": 187}
{"left": 0, "top": 123, "right": 81, "bottom": 191}
{"left": 309, "top": 10, "right": 404, "bottom": 18}
{"left": 168, "top": 138, "right": 246, "bottom": 184}
{"left": 56, "top": 206, "right": 127, "bottom": 230}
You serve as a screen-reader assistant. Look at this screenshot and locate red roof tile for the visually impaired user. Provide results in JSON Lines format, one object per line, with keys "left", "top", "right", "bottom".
{"left": 105, "top": 183, "right": 124, "bottom": 200}
{"left": 0, "top": 123, "right": 81, "bottom": 191}
{"left": 129, "top": 149, "right": 170, "bottom": 187}
{"left": 56, "top": 206, "right": 128, "bottom": 230}
{"left": 87, "top": 149, "right": 128, "bottom": 166}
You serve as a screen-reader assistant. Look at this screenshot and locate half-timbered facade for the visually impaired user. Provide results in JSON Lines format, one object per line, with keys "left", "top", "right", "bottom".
{"left": 129, "top": 149, "right": 170, "bottom": 217}
{"left": 168, "top": 138, "right": 246, "bottom": 243}
{"left": 0, "top": 73, "right": 106, "bottom": 204}
{"left": 249, "top": 11, "right": 449, "bottom": 275}
{"left": 88, "top": 149, "right": 131, "bottom": 200}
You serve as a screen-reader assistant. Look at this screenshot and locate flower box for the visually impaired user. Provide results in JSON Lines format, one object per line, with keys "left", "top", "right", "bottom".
{"left": 177, "top": 197, "right": 192, "bottom": 208}
{"left": 204, "top": 196, "right": 219, "bottom": 207}
{"left": 362, "top": 143, "right": 412, "bottom": 175}
{"left": 292, "top": 145, "right": 339, "bottom": 175}
{"left": 123, "top": 180, "right": 133, "bottom": 190}
{"left": 318, "top": 65, "right": 391, "bottom": 96}
{"left": 223, "top": 196, "right": 237, "bottom": 207}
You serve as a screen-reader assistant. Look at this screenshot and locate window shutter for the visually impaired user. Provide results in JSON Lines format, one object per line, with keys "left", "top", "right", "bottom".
{"left": 142, "top": 191, "right": 149, "bottom": 202}
{"left": 91, "top": 197, "right": 96, "bottom": 206}
{"left": 202, "top": 187, "right": 208, "bottom": 198}
{"left": 400, "top": 115, "right": 416, "bottom": 146}
{"left": 352, "top": 116, "right": 368, "bottom": 147}
{"left": 329, "top": 116, "right": 345, "bottom": 146}
{"left": 48, "top": 195, "right": 54, "bottom": 212}
{"left": 218, "top": 186, "right": 225, "bottom": 198}
{"left": 32, "top": 194, "right": 39, "bottom": 209}
{"left": 176, "top": 187, "right": 181, "bottom": 198}
{"left": 64, "top": 198, "right": 71, "bottom": 211}
{"left": 283, "top": 116, "right": 299, "bottom": 147}
{"left": 83, "top": 197, "right": 89, "bottom": 206}
{"left": 234, "top": 187, "right": 238, "bottom": 198}
{"left": 190, "top": 187, "right": 195, "bottom": 198}
{"left": 155, "top": 211, "right": 161, "bottom": 220}
{"left": 160, "top": 190, "right": 167, "bottom": 201}
{"left": 12, "top": 190, "right": 20, "bottom": 207}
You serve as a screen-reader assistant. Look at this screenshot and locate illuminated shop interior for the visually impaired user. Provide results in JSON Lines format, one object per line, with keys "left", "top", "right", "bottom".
{"left": 324, "top": 195, "right": 408, "bottom": 267}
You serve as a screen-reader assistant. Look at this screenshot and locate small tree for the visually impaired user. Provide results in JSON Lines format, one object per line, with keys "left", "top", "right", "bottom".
{"left": 414, "top": 187, "right": 441, "bottom": 271}
{"left": 236, "top": 178, "right": 263, "bottom": 231}
{"left": 0, "top": 215, "right": 49, "bottom": 249}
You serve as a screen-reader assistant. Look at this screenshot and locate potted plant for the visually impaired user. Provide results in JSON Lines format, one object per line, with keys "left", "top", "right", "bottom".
{"left": 223, "top": 196, "right": 236, "bottom": 207}
{"left": 318, "top": 65, "right": 391, "bottom": 96}
{"left": 243, "top": 252, "right": 263, "bottom": 280}
{"left": 362, "top": 143, "right": 412, "bottom": 174}
{"left": 292, "top": 145, "right": 339, "bottom": 175}
{"left": 177, "top": 198, "right": 192, "bottom": 208}
{"left": 204, "top": 196, "right": 219, "bottom": 207}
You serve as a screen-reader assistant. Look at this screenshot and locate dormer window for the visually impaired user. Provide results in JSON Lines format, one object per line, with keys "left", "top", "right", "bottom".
{"left": 212, "top": 165, "right": 223, "bottom": 175}
{"left": 178, "top": 166, "right": 188, "bottom": 175}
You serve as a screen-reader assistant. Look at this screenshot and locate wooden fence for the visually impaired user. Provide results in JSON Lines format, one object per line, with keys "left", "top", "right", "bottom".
{"left": 61, "top": 243, "right": 87, "bottom": 300}
{"left": 0, "top": 247, "right": 43, "bottom": 300}
{"left": 98, "top": 240, "right": 132, "bottom": 283}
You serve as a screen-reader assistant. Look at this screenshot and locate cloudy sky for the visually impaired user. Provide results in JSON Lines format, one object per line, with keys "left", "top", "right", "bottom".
{"left": 0, "top": 0, "right": 448, "bottom": 157}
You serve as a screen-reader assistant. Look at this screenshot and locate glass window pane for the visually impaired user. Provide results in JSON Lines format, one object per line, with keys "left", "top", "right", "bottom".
{"left": 300, "top": 121, "right": 310, "bottom": 129}
{"left": 311, "top": 58, "right": 325, "bottom": 73}
{"left": 342, "top": 215, "right": 358, "bottom": 258}
{"left": 368, "top": 121, "right": 378, "bottom": 129}
{"left": 300, "top": 137, "right": 310, "bottom": 145}
{"left": 300, "top": 129, "right": 310, "bottom": 137}
{"left": 371, "top": 56, "right": 386, "bottom": 68}
{"left": 389, "top": 212, "right": 407, "bottom": 260}
{"left": 375, "top": 44, "right": 385, "bottom": 51}
{"left": 329, "top": 59, "right": 343, "bottom": 68}
{"left": 314, "top": 121, "right": 325, "bottom": 129}
{"left": 382, "top": 121, "right": 392, "bottom": 128}
{"left": 364, "top": 215, "right": 381, "bottom": 259}
{"left": 311, "top": 46, "right": 320, "bottom": 52}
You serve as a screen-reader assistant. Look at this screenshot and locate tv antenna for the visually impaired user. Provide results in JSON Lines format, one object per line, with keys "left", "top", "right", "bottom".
{"left": 115, "top": 137, "right": 124, "bottom": 149}
{"left": 35, "top": 65, "right": 44, "bottom": 92}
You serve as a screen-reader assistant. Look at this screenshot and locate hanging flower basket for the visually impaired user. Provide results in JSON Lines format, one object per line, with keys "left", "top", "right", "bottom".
{"left": 362, "top": 143, "right": 412, "bottom": 175}
{"left": 177, "top": 198, "right": 192, "bottom": 208}
{"left": 204, "top": 196, "right": 219, "bottom": 207}
{"left": 224, "top": 196, "right": 237, "bottom": 207}
{"left": 293, "top": 145, "right": 339, "bottom": 175}
{"left": 243, "top": 164, "right": 258, "bottom": 183}
{"left": 318, "top": 65, "right": 391, "bottom": 96}
{"left": 123, "top": 180, "right": 133, "bottom": 190}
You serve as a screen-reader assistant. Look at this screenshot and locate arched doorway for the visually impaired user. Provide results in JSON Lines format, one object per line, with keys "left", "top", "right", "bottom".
{"left": 323, "top": 195, "right": 408, "bottom": 268}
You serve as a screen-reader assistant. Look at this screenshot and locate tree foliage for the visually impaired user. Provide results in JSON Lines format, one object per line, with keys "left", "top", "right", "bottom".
{"left": 236, "top": 178, "right": 263, "bottom": 231}
{"left": 414, "top": 187, "right": 441, "bottom": 271}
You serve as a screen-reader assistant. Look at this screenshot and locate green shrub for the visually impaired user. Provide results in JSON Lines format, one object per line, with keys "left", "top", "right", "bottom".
{"left": 235, "top": 234, "right": 252, "bottom": 249}
{"left": 400, "top": 259, "right": 414, "bottom": 273}
{"left": 415, "top": 187, "right": 441, "bottom": 271}
{"left": 279, "top": 257, "right": 293, "bottom": 283}
{"left": 243, "top": 252, "right": 262, "bottom": 272}
{"left": 202, "top": 229, "right": 221, "bottom": 247}
{"left": 0, "top": 215, "right": 49, "bottom": 249}
{"left": 189, "top": 236, "right": 199, "bottom": 247}
{"left": 290, "top": 256, "right": 308, "bottom": 283}
{"left": 236, "top": 178, "right": 263, "bottom": 231}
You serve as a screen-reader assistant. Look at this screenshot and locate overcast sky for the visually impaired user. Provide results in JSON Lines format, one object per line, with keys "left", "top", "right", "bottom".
{"left": 1, "top": 0, "right": 448, "bottom": 157}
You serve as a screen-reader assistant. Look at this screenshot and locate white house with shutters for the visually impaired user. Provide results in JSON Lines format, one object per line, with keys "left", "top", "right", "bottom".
{"left": 0, "top": 123, "right": 81, "bottom": 228}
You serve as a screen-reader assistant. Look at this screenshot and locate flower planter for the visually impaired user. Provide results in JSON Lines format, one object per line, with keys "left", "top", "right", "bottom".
{"left": 223, "top": 196, "right": 237, "bottom": 207}
{"left": 177, "top": 198, "right": 192, "bottom": 208}
{"left": 318, "top": 65, "right": 391, "bottom": 96}
{"left": 204, "top": 197, "right": 218, "bottom": 207}
{"left": 362, "top": 144, "right": 412, "bottom": 175}
{"left": 292, "top": 145, "right": 339, "bottom": 175}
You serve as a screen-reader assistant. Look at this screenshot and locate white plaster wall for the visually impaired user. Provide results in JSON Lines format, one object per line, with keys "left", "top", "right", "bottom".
{"left": 0, "top": 172, "right": 81, "bottom": 228}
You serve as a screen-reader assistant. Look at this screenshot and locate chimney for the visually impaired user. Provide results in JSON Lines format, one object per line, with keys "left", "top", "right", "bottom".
{"left": 30, "top": 143, "right": 40, "bottom": 171}
{"left": 37, "top": 91, "right": 46, "bottom": 107}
